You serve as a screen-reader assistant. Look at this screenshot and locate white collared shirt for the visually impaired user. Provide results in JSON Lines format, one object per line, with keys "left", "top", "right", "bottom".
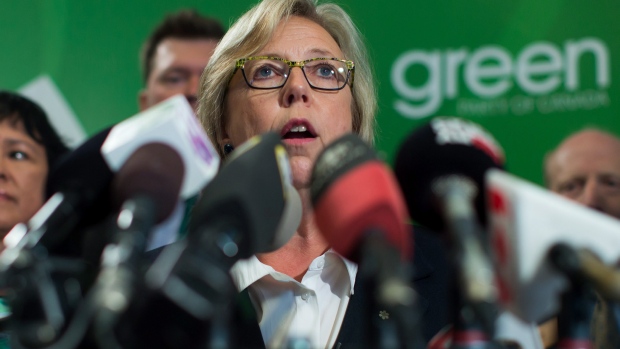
{"left": 494, "top": 311, "right": 544, "bottom": 349}
{"left": 230, "top": 250, "right": 357, "bottom": 349}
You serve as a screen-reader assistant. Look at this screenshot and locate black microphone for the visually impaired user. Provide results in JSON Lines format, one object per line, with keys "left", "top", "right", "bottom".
{"left": 0, "top": 128, "right": 115, "bottom": 349}
{"left": 90, "top": 142, "right": 185, "bottom": 348}
{"left": 394, "top": 117, "right": 504, "bottom": 232}
{"left": 187, "top": 131, "right": 300, "bottom": 261}
{"left": 311, "top": 133, "right": 423, "bottom": 349}
{"left": 110, "top": 142, "right": 185, "bottom": 224}
{"left": 5, "top": 142, "right": 186, "bottom": 349}
{"left": 113, "top": 131, "right": 300, "bottom": 349}
{"left": 394, "top": 117, "right": 505, "bottom": 337}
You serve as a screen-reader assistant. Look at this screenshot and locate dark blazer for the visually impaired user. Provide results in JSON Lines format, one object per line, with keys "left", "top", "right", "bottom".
{"left": 232, "top": 226, "right": 454, "bottom": 348}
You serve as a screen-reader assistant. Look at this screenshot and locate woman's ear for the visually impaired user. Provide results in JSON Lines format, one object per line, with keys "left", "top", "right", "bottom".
{"left": 220, "top": 125, "right": 230, "bottom": 152}
{"left": 221, "top": 135, "right": 235, "bottom": 155}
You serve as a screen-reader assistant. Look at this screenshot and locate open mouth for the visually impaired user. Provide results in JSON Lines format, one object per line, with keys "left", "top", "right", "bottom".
{"left": 280, "top": 120, "right": 317, "bottom": 140}
{"left": 282, "top": 125, "right": 315, "bottom": 139}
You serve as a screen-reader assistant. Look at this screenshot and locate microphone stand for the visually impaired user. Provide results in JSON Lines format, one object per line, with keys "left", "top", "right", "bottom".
{"left": 553, "top": 287, "right": 595, "bottom": 349}
{"left": 432, "top": 176, "right": 519, "bottom": 349}
{"left": 0, "top": 220, "right": 93, "bottom": 349}
{"left": 549, "top": 244, "right": 596, "bottom": 349}
{"left": 357, "top": 229, "right": 425, "bottom": 349}
{"left": 111, "top": 218, "right": 241, "bottom": 349}
{"left": 91, "top": 196, "right": 157, "bottom": 349}
{"left": 447, "top": 297, "right": 523, "bottom": 349}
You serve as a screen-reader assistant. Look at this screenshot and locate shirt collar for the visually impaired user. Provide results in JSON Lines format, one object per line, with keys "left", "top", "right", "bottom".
{"left": 326, "top": 250, "right": 358, "bottom": 295}
{"left": 229, "top": 249, "right": 358, "bottom": 295}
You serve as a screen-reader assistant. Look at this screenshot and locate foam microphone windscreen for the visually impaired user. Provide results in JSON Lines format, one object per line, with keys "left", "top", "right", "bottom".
{"left": 394, "top": 117, "right": 505, "bottom": 232}
{"left": 111, "top": 143, "right": 185, "bottom": 224}
{"left": 311, "top": 133, "right": 412, "bottom": 261}
{"left": 188, "top": 132, "right": 298, "bottom": 258}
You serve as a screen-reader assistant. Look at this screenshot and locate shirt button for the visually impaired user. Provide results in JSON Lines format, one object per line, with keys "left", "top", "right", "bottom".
{"left": 317, "top": 260, "right": 325, "bottom": 268}
{"left": 301, "top": 292, "right": 310, "bottom": 301}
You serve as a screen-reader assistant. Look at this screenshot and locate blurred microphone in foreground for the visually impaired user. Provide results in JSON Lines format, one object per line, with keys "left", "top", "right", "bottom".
{"left": 2, "top": 94, "right": 219, "bottom": 261}
{"left": 91, "top": 142, "right": 185, "bottom": 348}
{"left": 395, "top": 117, "right": 539, "bottom": 349}
{"left": 0, "top": 95, "right": 218, "bottom": 348}
{"left": 491, "top": 128, "right": 620, "bottom": 348}
{"left": 113, "top": 132, "right": 300, "bottom": 349}
{"left": 488, "top": 169, "right": 620, "bottom": 322}
{"left": 487, "top": 170, "right": 620, "bottom": 349}
{"left": 101, "top": 94, "right": 220, "bottom": 251}
{"left": 394, "top": 117, "right": 503, "bottom": 336}
{"left": 311, "top": 133, "right": 422, "bottom": 349}
{"left": 0, "top": 126, "right": 115, "bottom": 349}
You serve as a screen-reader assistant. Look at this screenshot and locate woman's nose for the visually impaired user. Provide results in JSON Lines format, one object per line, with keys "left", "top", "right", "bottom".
{"left": 282, "top": 67, "right": 310, "bottom": 106}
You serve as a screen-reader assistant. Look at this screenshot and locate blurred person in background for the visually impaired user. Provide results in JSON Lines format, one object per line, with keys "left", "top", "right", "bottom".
{"left": 138, "top": 9, "right": 225, "bottom": 250}
{"left": 0, "top": 91, "right": 69, "bottom": 249}
{"left": 542, "top": 128, "right": 620, "bottom": 349}
{"left": 138, "top": 9, "right": 225, "bottom": 112}
{"left": 546, "top": 129, "right": 620, "bottom": 219}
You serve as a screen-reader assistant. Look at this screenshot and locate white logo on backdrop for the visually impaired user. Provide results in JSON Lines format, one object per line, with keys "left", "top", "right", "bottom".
{"left": 391, "top": 37, "right": 611, "bottom": 119}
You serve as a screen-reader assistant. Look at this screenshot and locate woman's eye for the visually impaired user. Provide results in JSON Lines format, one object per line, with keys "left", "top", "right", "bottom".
{"left": 256, "top": 67, "right": 274, "bottom": 78}
{"left": 251, "top": 62, "right": 286, "bottom": 81}
{"left": 313, "top": 64, "right": 336, "bottom": 79}
{"left": 10, "top": 151, "right": 28, "bottom": 160}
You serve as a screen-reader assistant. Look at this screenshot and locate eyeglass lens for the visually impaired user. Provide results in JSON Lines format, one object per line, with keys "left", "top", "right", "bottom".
{"left": 243, "top": 59, "right": 348, "bottom": 89}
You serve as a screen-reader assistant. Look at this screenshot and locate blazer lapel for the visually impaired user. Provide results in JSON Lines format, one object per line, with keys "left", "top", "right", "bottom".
{"left": 334, "top": 227, "right": 448, "bottom": 348}
{"left": 234, "top": 289, "right": 265, "bottom": 349}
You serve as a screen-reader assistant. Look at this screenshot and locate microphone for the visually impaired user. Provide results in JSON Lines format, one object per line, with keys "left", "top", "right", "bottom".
{"left": 0, "top": 96, "right": 218, "bottom": 349}
{"left": 102, "top": 94, "right": 220, "bottom": 251}
{"left": 187, "top": 131, "right": 301, "bottom": 260}
{"left": 310, "top": 133, "right": 422, "bottom": 349}
{"left": 311, "top": 133, "right": 412, "bottom": 261}
{"left": 549, "top": 244, "right": 620, "bottom": 301}
{"left": 101, "top": 94, "right": 219, "bottom": 199}
{"left": 394, "top": 116, "right": 504, "bottom": 232}
{"left": 0, "top": 127, "right": 114, "bottom": 349}
{"left": 3, "top": 142, "right": 187, "bottom": 349}
{"left": 110, "top": 142, "right": 185, "bottom": 223}
{"left": 487, "top": 169, "right": 620, "bottom": 323}
{"left": 393, "top": 116, "right": 504, "bottom": 336}
{"left": 12, "top": 95, "right": 219, "bottom": 258}
{"left": 91, "top": 142, "right": 185, "bottom": 348}
{"left": 113, "top": 131, "right": 300, "bottom": 349}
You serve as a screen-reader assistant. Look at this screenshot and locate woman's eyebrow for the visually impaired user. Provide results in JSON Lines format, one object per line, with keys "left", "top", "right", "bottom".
{"left": 4, "top": 138, "right": 42, "bottom": 153}
{"left": 257, "top": 48, "right": 337, "bottom": 60}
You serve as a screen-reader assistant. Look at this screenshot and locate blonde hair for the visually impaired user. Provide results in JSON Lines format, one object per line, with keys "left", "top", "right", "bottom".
{"left": 197, "top": 0, "right": 377, "bottom": 157}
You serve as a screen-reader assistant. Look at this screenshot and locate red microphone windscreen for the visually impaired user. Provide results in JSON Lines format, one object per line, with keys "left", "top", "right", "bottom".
{"left": 313, "top": 156, "right": 412, "bottom": 262}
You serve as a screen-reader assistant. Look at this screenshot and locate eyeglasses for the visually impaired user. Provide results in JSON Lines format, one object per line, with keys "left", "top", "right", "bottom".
{"left": 233, "top": 56, "right": 355, "bottom": 91}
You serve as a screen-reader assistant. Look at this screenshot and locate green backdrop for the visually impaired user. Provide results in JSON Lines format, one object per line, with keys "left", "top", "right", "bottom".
{"left": 1, "top": 0, "right": 617, "bottom": 185}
